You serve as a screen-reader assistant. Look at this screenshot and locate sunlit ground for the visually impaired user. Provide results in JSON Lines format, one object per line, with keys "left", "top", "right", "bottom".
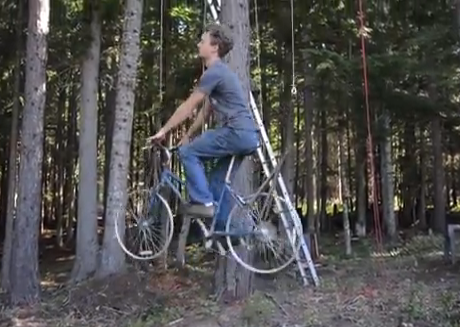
{"left": 1, "top": 232, "right": 460, "bottom": 327}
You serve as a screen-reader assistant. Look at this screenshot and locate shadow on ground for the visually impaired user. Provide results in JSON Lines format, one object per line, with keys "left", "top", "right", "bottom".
{"left": 1, "top": 233, "right": 460, "bottom": 327}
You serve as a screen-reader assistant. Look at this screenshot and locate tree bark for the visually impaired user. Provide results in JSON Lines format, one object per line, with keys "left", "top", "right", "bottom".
{"left": 71, "top": 1, "right": 101, "bottom": 282}
{"left": 98, "top": 0, "right": 144, "bottom": 277}
{"left": 431, "top": 116, "right": 446, "bottom": 233}
{"left": 418, "top": 125, "right": 427, "bottom": 230}
{"left": 380, "top": 110, "right": 396, "bottom": 242}
{"left": 354, "top": 112, "right": 367, "bottom": 237}
{"left": 214, "top": 0, "right": 254, "bottom": 301}
{"left": 338, "top": 126, "right": 352, "bottom": 256}
{"left": 9, "top": 0, "right": 50, "bottom": 305}
{"left": 319, "top": 97, "right": 328, "bottom": 231}
{"left": 303, "top": 64, "right": 315, "bottom": 252}
{"left": 54, "top": 87, "right": 66, "bottom": 248}
{"left": 1, "top": 0, "right": 23, "bottom": 292}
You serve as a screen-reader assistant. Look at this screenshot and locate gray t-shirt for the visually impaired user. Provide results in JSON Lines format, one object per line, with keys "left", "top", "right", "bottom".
{"left": 197, "top": 60, "right": 258, "bottom": 131}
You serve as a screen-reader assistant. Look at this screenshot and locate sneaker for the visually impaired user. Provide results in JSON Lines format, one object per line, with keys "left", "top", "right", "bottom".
{"left": 181, "top": 203, "right": 215, "bottom": 218}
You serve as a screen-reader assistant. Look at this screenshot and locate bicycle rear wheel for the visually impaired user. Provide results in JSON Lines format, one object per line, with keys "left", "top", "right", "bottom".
{"left": 115, "top": 189, "right": 174, "bottom": 261}
{"left": 225, "top": 192, "right": 302, "bottom": 274}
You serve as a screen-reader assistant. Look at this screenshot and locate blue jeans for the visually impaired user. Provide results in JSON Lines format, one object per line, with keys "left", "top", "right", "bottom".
{"left": 178, "top": 127, "right": 259, "bottom": 231}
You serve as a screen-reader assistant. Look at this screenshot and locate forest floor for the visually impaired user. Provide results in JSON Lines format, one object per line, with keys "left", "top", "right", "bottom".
{"left": 1, "top": 232, "right": 460, "bottom": 327}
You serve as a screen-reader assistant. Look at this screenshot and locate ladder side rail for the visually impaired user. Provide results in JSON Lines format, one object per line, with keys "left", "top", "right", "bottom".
{"left": 250, "top": 95, "right": 319, "bottom": 286}
{"left": 250, "top": 95, "right": 320, "bottom": 286}
{"left": 205, "top": 3, "right": 318, "bottom": 285}
{"left": 257, "top": 144, "right": 319, "bottom": 286}
{"left": 255, "top": 147, "right": 310, "bottom": 285}
{"left": 250, "top": 94, "right": 302, "bottom": 227}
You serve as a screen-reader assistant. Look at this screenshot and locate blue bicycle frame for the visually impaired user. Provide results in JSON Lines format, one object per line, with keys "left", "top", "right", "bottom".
{"left": 150, "top": 147, "right": 256, "bottom": 239}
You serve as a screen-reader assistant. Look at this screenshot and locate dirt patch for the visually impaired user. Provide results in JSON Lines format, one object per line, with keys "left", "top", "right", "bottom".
{"left": 1, "top": 235, "right": 460, "bottom": 327}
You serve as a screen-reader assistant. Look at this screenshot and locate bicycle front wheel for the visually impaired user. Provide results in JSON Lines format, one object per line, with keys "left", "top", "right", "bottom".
{"left": 225, "top": 192, "right": 302, "bottom": 274}
{"left": 115, "top": 189, "right": 174, "bottom": 261}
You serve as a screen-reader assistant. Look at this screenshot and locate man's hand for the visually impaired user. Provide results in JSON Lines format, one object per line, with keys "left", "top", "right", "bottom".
{"left": 147, "top": 128, "right": 166, "bottom": 143}
{"left": 178, "top": 134, "right": 190, "bottom": 146}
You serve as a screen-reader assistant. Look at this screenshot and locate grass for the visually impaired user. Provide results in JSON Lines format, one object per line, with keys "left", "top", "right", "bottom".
{"left": 1, "top": 233, "right": 460, "bottom": 327}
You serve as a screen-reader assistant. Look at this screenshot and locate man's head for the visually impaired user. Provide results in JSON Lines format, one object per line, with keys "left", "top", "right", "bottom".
{"left": 198, "top": 23, "right": 234, "bottom": 60}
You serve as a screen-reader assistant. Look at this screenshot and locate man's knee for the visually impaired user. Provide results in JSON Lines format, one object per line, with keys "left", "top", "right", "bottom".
{"left": 178, "top": 145, "right": 192, "bottom": 160}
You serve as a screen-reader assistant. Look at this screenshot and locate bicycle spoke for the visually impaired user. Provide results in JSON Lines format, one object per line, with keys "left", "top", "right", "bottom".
{"left": 116, "top": 189, "right": 174, "bottom": 261}
{"left": 226, "top": 192, "right": 301, "bottom": 274}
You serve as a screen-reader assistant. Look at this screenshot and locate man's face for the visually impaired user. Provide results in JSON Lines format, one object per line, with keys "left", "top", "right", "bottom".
{"left": 197, "top": 32, "right": 218, "bottom": 59}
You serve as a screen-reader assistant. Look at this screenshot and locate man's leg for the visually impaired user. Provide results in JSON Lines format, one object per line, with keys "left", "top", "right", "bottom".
{"left": 178, "top": 128, "right": 236, "bottom": 217}
{"left": 208, "top": 156, "right": 244, "bottom": 231}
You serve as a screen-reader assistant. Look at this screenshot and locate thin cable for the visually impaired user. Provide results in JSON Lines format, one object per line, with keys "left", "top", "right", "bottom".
{"left": 358, "top": 0, "right": 383, "bottom": 252}
{"left": 290, "top": 0, "right": 296, "bottom": 95}
{"left": 202, "top": 0, "right": 207, "bottom": 74}
{"left": 203, "top": 0, "right": 207, "bottom": 32}
{"left": 202, "top": 0, "right": 208, "bottom": 131}
{"left": 159, "top": 0, "right": 164, "bottom": 104}
{"left": 254, "top": 0, "right": 263, "bottom": 111}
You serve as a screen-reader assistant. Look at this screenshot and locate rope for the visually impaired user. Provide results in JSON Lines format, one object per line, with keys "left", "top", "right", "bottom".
{"left": 358, "top": 0, "right": 383, "bottom": 252}
{"left": 203, "top": 0, "right": 207, "bottom": 33}
{"left": 202, "top": 0, "right": 209, "bottom": 131}
{"left": 254, "top": 0, "right": 263, "bottom": 111}
{"left": 202, "top": 0, "right": 207, "bottom": 75}
{"left": 289, "top": 0, "right": 297, "bottom": 95}
{"left": 159, "top": 0, "right": 164, "bottom": 104}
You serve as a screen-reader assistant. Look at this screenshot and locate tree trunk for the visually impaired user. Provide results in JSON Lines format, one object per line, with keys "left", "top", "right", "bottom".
{"left": 319, "top": 99, "right": 328, "bottom": 230}
{"left": 102, "top": 55, "right": 117, "bottom": 222}
{"left": 303, "top": 69, "right": 315, "bottom": 252}
{"left": 431, "top": 116, "right": 446, "bottom": 233}
{"left": 64, "top": 80, "right": 79, "bottom": 247}
{"left": 346, "top": 111, "right": 354, "bottom": 212}
{"left": 338, "top": 126, "right": 352, "bottom": 256}
{"left": 380, "top": 110, "right": 396, "bottom": 243}
{"left": 281, "top": 73, "right": 295, "bottom": 200}
{"left": 97, "top": 0, "right": 143, "bottom": 277}
{"left": 71, "top": 2, "right": 101, "bottom": 282}
{"left": 354, "top": 110, "right": 367, "bottom": 237}
{"left": 9, "top": 0, "right": 50, "bottom": 305}
{"left": 418, "top": 125, "right": 427, "bottom": 230}
{"left": 214, "top": 0, "right": 254, "bottom": 301}
{"left": 1, "top": 0, "right": 23, "bottom": 292}
{"left": 55, "top": 87, "right": 66, "bottom": 248}
{"left": 449, "top": 144, "right": 457, "bottom": 208}
{"left": 401, "top": 122, "right": 417, "bottom": 227}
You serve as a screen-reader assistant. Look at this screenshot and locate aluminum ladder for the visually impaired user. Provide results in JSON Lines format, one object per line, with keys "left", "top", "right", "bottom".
{"left": 205, "top": 0, "right": 319, "bottom": 286}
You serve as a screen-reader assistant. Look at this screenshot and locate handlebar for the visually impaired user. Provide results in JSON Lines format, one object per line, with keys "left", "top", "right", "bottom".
{"left": 158, "top": 145, "right": 179, "bottom": 162}
{"left": 142, "top": 143, "right": 179, "bottom": 163}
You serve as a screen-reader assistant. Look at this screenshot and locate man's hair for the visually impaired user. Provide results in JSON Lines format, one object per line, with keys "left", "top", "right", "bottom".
{"left": 204, "top": 23, "right": 234, "bottom": 58}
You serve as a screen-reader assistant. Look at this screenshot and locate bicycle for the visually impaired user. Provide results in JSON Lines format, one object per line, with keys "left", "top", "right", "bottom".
{"left": 115, "top": 144, "right": 303, "bottom": 274}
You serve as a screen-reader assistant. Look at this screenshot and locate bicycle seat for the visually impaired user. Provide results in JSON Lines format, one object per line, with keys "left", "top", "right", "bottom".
{"left": 237, "top": 143, "right": 261, "bottom": 157}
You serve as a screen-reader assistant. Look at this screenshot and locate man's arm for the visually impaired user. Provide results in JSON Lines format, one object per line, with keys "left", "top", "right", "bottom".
{"left": 160, "top": 66, "right": 220, "bottom": 135}
{"left": 160, "top": 90, "right": 206, "bottom": 134}
{"left": 185, "top": 100, "right": 212, "bottom": 138}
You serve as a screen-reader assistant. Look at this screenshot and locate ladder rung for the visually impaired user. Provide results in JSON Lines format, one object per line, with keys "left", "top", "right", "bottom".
{"left": 274, "top": 209, "right": 292, "bottom": 215}
{"left": 206, "top": 0, "right": 318, "bottom": 288}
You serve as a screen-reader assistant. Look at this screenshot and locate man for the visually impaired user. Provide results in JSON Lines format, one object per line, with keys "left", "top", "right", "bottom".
{"left": 148, "top": 23, "right": 259, "bottom": 231}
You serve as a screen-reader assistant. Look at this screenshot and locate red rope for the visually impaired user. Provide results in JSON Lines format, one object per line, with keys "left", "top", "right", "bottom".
{"left": 358, "top": 0, "right": 384, "bottom": 251}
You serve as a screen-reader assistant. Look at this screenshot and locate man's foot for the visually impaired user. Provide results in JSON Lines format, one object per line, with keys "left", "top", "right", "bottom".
{"left": 181, "top": 202, "right": 215, "bottom": 218}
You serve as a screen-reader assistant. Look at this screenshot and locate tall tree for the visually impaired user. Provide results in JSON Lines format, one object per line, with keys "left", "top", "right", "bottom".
{"left": 304, "top": 78, "right": 315, "bottom": 241}
{"left": 432, "top": 115, "right": 446, "bottom": 233}
{"left": 338, "top": 118, "right": 352, "bottom": 256}
{"left": 71, "top": 0, "right": 101, "bottom": 282}
{"left": 213, "top": 0, "right": 254, "bottom": 300}
{"left": 1, "top": 0, "right": 23, "bottom": 292}
{"left": 97, "top": 0, "right": 144, "bottom": 277}
{"left": 380, "top": 110, "right": 396, "bottom": 242}
{"left": 9, "top": 0, "right": 50, "bottom": 304}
